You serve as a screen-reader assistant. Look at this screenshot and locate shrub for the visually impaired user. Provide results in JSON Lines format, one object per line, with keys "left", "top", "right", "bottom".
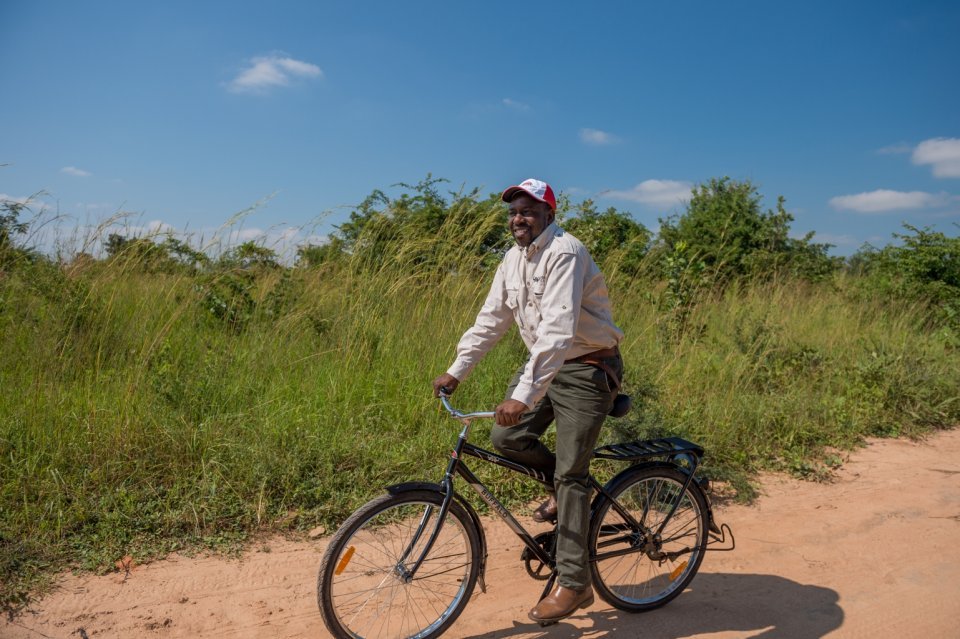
{"left": 562, "top": 199, "right": 652, "bottom": 275}
{"left": 657, "top": 177, "right": 837, "bottom": 283}
{"left": 851, "top": 224, "right": 960, "bottom": 339}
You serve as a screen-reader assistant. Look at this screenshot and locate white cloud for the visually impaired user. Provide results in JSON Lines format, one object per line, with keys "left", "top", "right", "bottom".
{"left": 806, "top": 232, "right": 860, "bottom": 247}
{"left": 75, "top": 202, "right": 116, "bottom": 212}
{"left": 61, "top": 166, "right": 92, "bottom": 177}
{"left": 912, "top": 137, "right": 960, "bottom": 178}
{"left": 1, "top": 193, "right": 50, "bottom": 212}
{"left": 876, "top": 142, "right": 913, "bottom": 155}
{"left": 1, "top": 193, "right": 32, "bottom": 205}
{"left": 604, "top": 179, "right": 693, "bottom": 207}
{"left": 580, "top": 128, "right": 620, "bottom": 146}
{"left": 228, "top": 54, "right": 323, "bottom": 94}
{"left": 829, "top": 189, "right": 948, "bottom": 213}
{"left": 300, "top": 233, "right": 331, "bottom": 246}
{"left": 144, "top": 219, "right": 175, "bottom": 234}
{"left": 228, "top": 227, "right": 268, "bottom": 243}
{"left": 502, "top": 98, "right": 531, "bottom": 112}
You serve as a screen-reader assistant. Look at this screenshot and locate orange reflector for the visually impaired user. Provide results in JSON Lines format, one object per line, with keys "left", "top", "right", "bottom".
{"left": 669, "top": 561, "right": 688, "bottom": 582}
{"left": 334, "top": 546, "right": 356, "bottom": 575}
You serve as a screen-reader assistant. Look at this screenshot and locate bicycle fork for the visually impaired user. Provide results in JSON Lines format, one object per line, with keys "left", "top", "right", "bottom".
{"left": 391, "top": 461, "right": 462, "bottom": 584}
{"left": 389, "top": 415, "right": 491, "bottom": 589}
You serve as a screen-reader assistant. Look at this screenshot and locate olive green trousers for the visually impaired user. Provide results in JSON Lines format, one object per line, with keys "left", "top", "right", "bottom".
{"left": 491, "top": 355, "right": 622, "bottom": 590}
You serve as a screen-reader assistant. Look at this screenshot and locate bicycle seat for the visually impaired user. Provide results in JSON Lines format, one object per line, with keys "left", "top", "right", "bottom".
{"left": 608, "top": 393, "right": 631, "bottom": 418}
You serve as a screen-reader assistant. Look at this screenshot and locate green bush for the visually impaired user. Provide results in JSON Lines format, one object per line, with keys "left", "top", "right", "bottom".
{"left": 561, "top": 199, "right": 652, "bottom": 275}
{"left": 850, "top": 224, "right": 960, "bottom": 340}
{"left": 657, "top": 177, "right": 837, "bottom": 282}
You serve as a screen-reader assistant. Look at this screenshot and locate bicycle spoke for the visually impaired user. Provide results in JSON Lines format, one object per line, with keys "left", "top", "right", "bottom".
{"left": 590, "top": 468, "right": 707, "bottom": 612}
{"left": 319, "top": 492, "right": 478, "bottom": 639}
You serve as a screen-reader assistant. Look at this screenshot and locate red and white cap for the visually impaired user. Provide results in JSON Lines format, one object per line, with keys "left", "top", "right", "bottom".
{"left": 501, "top": 178, "right": 556, "bottom": 211}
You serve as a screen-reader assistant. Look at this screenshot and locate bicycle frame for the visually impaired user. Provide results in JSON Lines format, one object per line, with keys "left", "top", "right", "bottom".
{"left": 405, "top": 400, "right": 556, "bottom": 579}
{"left": 400, "top": 395, "right": 704, "bottom": 591}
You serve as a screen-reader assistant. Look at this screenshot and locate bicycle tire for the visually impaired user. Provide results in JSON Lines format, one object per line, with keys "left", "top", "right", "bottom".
{"left": 317, "top": 489, "right": 481, "bottom": 639}
{"left": 589, "top": 465, "right": 709, "bottom": 612}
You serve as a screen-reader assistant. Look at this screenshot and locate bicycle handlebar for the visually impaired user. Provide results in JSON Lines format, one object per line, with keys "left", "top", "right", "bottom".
{"left": 438, "top": 391, "right": 496, "bottom": 421}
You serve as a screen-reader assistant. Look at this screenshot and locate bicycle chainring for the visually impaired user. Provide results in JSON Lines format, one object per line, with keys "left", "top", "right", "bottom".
{"left": 521, "top": 531, "right": 557, "bottom": 581}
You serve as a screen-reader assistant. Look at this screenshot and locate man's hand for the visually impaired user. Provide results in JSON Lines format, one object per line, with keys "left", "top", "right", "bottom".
{"left": 495, "top": 399, "right": 530, "bottom": 427}
{"left": 432, "top": 373, "right": 460, "bottom": 397}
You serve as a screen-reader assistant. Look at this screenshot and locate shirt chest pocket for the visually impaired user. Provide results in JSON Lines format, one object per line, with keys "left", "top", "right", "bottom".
{"left": 530, "top": 279, "right": 547, "bottom": 318}
{"left": 505, "top": 288, "right": 524, "bottom": 328}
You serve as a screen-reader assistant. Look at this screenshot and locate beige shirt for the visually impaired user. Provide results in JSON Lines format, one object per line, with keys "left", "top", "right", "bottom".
{"left": 447, "top": 222, "right": 623, "bottom": 408}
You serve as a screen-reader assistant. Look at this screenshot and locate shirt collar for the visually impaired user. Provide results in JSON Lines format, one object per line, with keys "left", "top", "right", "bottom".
{"left": 523, "top": 222, "right": 559, "bottom": 260}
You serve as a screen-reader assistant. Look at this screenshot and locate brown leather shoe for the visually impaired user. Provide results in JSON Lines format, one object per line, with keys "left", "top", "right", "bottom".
{"left": 528, "top": 584, "right": 594, "bottom": 624}
{"left": 531, "top": 495, "right": 557, "bottom": 523}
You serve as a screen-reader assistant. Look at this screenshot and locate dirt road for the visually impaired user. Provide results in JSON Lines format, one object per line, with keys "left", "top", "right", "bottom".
{"left": 6, "top": 428, "right": 959, "bottom": 639}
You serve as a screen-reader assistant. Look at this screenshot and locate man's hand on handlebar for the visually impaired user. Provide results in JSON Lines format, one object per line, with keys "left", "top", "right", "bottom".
{"left": 432, "top": 373, "right": 460, "bottom": 397}
{"left": 432, "top": 375, "right": 528, "bottom": 426}
{"left": 495, "top": 399, "right": 529, "bottom": 427}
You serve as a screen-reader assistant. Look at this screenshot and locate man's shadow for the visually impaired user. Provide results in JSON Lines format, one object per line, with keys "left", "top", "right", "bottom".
{"left": 462, "top": 572, "right": 842, "bottom": 639}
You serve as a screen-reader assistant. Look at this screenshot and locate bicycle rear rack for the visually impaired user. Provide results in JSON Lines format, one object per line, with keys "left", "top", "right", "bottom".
{"left": 594, "top": 436, "right": 737, "bottom": 553}
{"left": 592, "top": 437, "right": 704, "bottom": 461}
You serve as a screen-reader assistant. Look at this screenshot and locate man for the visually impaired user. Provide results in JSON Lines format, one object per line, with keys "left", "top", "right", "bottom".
{"left": 432, "top": 178, "right": 624, "bottom": 624}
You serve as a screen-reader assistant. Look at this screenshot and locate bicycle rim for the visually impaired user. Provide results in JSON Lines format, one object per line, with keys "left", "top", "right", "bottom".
{"left": 318, "top": 491, "right": 479, "bottom": 639}
{"left": 590, "top": 467, "right": 708, "bottom": 611}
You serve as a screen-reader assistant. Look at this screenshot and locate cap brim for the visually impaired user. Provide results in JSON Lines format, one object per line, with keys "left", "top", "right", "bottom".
{"left": 501, "top": 185, "right": 531, "bottom": 203}
{"left": 502, "top": 185, "right": 551, "bottom": 207}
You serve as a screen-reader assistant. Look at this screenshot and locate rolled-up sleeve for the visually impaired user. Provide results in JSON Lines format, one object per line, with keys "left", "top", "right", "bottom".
{"left": 510, "top": 251, "right": 584, "bottom": 407}
{"left": 447, "top": 264, "right": 514, "bottom": 382}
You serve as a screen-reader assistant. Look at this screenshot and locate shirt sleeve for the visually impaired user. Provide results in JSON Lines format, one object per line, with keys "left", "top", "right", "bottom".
{"left": 510, "top": 251, "right": 585, "bottom": 407}
{"left": 446, "top": 263, "right": 514, "bottom": 382}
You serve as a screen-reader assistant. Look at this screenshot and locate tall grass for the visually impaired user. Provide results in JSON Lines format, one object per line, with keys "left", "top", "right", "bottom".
{"left": 1, "top": 206, "right": 958, "bottom": 613}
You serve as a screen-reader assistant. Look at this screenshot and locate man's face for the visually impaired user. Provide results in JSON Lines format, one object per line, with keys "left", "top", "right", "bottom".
{"left": 508, "top": 194, "right": 555, "bottom": 247}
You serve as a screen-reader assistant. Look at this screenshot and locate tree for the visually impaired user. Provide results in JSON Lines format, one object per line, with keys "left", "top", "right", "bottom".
{"left": 330, "top": 175, "right": 510, "bottom": 273}
{"left": 220, "top": 241, "right": 280, "bottom": 270}
{"left": 161, "top": 237, "right": 210, "bottom": 271}
{"left": 0, "top": 199, "right": 30, "bottom": 266}
{"left": 296, "top": 237, "right": 345, "bottom": 267}
{"left": 851, "top": 224, "right": 960, "bottom": 339}
{"left": 104, "top": 233, "right": 177, "bottom": 272}
{"left": 562, "top": 200, "right": 651, "bottom": 275}
{"left": 854, "top": 225, "right": 960, "bottom": 301}
{"left": 657, "top": 177, "right": 835, "bottom": 282}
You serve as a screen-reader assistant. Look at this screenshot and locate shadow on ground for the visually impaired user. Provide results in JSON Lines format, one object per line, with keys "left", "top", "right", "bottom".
{"left": 463, "top": 572, "right": 842, "bottom": 639}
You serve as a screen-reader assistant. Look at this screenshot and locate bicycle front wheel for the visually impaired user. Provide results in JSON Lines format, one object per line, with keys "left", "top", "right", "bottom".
{"left": 589, "top": 465, "right": 709, "bottom": 612}
{"left": 317, "top": 489, "right": 481, "bottom": 639}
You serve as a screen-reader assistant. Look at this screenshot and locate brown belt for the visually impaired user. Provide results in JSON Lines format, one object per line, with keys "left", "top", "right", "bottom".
{"left": 565, "top": 346, "right": 619, "bottom": 363}
{"left": 565, "top": 346, "right": 621, "bottom": 390}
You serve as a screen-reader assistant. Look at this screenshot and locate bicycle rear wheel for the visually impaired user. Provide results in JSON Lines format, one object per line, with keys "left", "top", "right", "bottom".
{"left": 317, "top": 489, "right": 481, "bottom": 639}
{"left": 589, "top": 465, "right": 708, "bottom": 612}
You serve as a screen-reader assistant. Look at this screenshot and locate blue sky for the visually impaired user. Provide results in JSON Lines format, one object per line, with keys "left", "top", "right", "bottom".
{"left": 2, "top": 0, "right": 959, "bottom": 257}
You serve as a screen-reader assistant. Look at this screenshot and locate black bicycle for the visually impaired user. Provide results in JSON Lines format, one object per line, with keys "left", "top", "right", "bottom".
{"left": 316, "top": 392, "right": 733, "bottom": 639}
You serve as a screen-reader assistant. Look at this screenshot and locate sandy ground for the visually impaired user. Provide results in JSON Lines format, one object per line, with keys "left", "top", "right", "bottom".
{"left": 5, "top": 428, "right": 960, "bottom": 639}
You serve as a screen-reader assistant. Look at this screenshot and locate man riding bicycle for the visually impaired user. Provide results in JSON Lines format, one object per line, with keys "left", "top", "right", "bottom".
{"left": 432, "top": 178, "right": 624, "bottom": 624}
